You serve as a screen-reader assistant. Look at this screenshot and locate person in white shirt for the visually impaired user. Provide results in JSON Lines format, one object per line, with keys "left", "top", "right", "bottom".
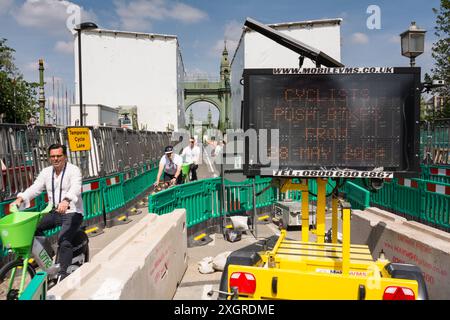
{"left": 181, "top": 137, "right": 201, "bottom": 181}
{"left": 155, "top": 145, "right": 183, "bottom": 185}
{"left": 10, "top": 143, "right": 83, "bottom": 280}
{"left": 214, "top": 140, "right": 225, "bottom": 157}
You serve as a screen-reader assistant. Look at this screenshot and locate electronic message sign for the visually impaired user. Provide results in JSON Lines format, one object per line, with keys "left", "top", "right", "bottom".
{"left": 242, "top": 67, "right": 421, "bottom": 178}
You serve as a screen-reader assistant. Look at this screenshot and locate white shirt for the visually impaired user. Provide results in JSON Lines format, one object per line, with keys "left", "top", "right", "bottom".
{"left": 159, "top": 153, "right": 183, "bottom": 175}
{"left": 214, "top": 144, "right": 222, "bottom": 156}
{"left": 17, "top": 162, "right": 84, "bottom": 215}
{"left": 181, "top": 145, "right": 201, "bottom": 164}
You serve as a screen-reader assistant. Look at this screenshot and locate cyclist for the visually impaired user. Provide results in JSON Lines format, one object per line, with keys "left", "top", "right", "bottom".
{"left": 10, "top": 143, "right": 83, "bottom": 282}
{"left": 154, "top": 145, "right": 183, "bottom": 186}
{"left": 181, "top": 137, "right": 200, "bottom": 181}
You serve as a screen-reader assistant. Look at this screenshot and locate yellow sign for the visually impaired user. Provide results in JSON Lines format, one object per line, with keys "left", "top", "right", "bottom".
{"left": 67, "top": 127, "right": 91, "bottom": 151}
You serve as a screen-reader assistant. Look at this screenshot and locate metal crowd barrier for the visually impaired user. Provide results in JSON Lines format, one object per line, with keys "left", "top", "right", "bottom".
{"left": 421, "top": 119, "right": 450, "bottom": 165}
{"left": 0, "top": 123, "right": 172, "bottom": 266}
{"left": 0, "top": 123, "right": 172, "bottom": 202}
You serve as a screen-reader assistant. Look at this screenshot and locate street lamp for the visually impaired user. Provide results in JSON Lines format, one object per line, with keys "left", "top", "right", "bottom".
{"left": 400, "top": 21, "right": 426, "bottom": 67}
{"left": 74, "top": 22, "right": 98, "bottom": 126}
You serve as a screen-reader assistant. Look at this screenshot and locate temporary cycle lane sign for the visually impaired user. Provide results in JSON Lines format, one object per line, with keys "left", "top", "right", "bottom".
{"left": 67, "top": 127, "right": 91, "bottom": 151}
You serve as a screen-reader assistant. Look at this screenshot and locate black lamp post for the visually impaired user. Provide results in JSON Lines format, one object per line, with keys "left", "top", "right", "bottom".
{"left": 400, "top": 21, "right": 426, "bottom": 67}
{"left": 74, "top": 22, "right": 98, "bottom": 126}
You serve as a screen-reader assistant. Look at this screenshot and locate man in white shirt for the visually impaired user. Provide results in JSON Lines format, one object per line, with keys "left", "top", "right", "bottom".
{"left": 155, "top": 145, "right": 183, "bottom": 185}
{"left": 10, "top": 143, "right": 83, "bottom": 281}
{"left": 181, "top": 137, "right": 201, "bottom": 181}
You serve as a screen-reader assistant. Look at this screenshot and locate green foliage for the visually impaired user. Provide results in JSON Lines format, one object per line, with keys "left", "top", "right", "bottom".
{"left": 0, "top": 38, "right": 39, "bottom": 124}
{"left": 427, "top": 0, "right": 450, "bottom": 119}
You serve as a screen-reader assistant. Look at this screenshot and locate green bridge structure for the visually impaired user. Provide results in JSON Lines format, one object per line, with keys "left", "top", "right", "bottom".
{"left": 183, "top": 44, "right": 232, "bottom": 132}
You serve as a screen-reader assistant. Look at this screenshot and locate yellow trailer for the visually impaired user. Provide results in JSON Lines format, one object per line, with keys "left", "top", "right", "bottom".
{"left": 219, "top": 178, "right": 428, "bottom": 300}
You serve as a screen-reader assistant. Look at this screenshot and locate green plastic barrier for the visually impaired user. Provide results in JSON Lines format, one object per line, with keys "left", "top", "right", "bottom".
{"left": 178, "top": 179, "right": 220, "bottom": 227}
{"left": 149, "top": 177, "right": 337, "bottom": 229}
{"left": 149, "top": 183, "right": 181, "bottom": 215}
{"left": 122, "top": 169, "right": 137, "bottom": 204}
{"left": 151, "top": 177, "right": 265, "bottom": 227}
{"left": 370, "top": 179, "right": 396, "bottom": 209}
{"left": 82, "top": 179, "right": 104, "bottom": 222}
{"left": 342, "top": 181, "right": 370, "bottom": 210}
{"left": 423, "top": 181, "right": 450, "bottom": 229}
{"left": 149, "top": 178, "right": 223, "bottom": 227}
{"left": 103, "top": 174, "right": 125, "bottom": 216}
{"left": 343, "top": 176, "right": 450, "bottom": 230}
{"left": 133, "top": 165, "right": 148, "bottom": 197}
{"left": 392, "top": 180, "right": 422, "bottom": 219}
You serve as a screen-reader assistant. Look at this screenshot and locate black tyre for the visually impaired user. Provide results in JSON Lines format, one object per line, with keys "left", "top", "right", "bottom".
{"left": 0, "top": 259, "right": 36, "bottom": 300}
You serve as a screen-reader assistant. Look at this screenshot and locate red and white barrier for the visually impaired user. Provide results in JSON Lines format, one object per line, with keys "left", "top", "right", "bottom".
{"left": 82, "top": 181, "right": 100, "bottom": 193}
{"left": 123, "top": 172, "right": 131, "bottom": 181}
{"left": 430, "top": 167, "right": 450, "bottom": 176}
{"left": 397, "top": 178, "right": 419, "bottom": 189}
{"left": 426, "top": 182, "right": 450, "bottom": 196}
{"left": 106, "top": 176, "right": 120, "bottom": 186}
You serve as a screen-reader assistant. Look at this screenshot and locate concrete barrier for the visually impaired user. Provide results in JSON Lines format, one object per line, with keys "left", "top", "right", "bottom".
{"left": 47, "top": 209, "right": 188, "bottom": 300}
{"left": 351, "top": 207, "right": 450, "bottom": 299}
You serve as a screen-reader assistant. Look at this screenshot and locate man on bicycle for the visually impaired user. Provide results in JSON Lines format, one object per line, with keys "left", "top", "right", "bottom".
{"left": 154, "top": 145, "right": 183, "bottom": 186}
{"left": 10, "top": 144, "right": 83, "bottom": 281}
{"left": 181, "top": 137, "right": 200, "bottom": 181}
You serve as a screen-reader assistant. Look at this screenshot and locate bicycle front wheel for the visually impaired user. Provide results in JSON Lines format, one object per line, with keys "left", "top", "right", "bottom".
{"left": 0, "top": 259, "right": 36, "bottom": 300}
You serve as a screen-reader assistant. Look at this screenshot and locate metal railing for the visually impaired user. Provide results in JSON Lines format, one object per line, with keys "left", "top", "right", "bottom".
{"left": 0, "top": 124, "right": 172, "bottom": 202}
{"left": 421, "top": 119, "right": 450, "bottom": 165}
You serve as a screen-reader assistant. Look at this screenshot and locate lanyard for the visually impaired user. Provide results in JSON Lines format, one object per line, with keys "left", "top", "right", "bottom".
{"left": 52, "top": 162, "right": 67, "bottom": 206}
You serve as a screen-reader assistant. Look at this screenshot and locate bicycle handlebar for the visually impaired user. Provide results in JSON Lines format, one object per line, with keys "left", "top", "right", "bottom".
{"left": 9, "top": 204, "right": 19, "bottom": 214}
{"left": 9, "top": 202, "right": 54, "bottom": 215}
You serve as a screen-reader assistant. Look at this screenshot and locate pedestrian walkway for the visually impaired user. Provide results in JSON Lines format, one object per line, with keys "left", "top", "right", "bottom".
{"left": 88, "top": 154, "right": 216, "bottom": 260}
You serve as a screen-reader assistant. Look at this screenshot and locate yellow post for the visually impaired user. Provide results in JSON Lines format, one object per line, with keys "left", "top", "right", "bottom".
{"left": 341, "top": 201, "right": 351, "bottom": 276}
{"left": 316, "top": 178, "right": 327, "bottom": 244}
{"left": 332, "top": 195, "right": 338, "bottom": 244}
{"left": 301, "top": 179, "right": 309, "bottom": 242}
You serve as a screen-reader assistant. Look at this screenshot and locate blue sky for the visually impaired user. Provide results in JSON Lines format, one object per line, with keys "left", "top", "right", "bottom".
{"left": 0, "top": 0, "right": 442, "bottom": 124}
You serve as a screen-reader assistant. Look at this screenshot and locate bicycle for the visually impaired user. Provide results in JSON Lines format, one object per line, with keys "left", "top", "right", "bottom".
{"left": 152, "top": 181, "right": 173, "bottom": 194}
{"left": 0, "top": 203, "right": 89, "bottom": 300}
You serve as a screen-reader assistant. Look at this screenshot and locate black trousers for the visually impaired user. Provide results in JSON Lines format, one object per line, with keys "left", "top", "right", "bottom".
{"left": 189, "top": 163, "right": 198, "bottom": 181}
{"left": 164, "top": 172, "right": 183, "bottom": 185}
{"left": 35, "top": 212, "right": 83, "bottom": 273}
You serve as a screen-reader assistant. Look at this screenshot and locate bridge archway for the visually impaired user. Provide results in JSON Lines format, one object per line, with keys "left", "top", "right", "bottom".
{"left": 185, "top": 100, "right": 221, "bottom": 142}
{"left": 184, "top": 82, "right": 230, "bottom": 131}
{"left": 185, "top": 97, "right": 222, "bottom": 115}
{"left": 183, "top": 43, "right": 232, "bottom": 132}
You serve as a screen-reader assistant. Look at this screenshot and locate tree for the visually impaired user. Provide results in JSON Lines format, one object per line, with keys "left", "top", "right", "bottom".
{"left": 0, "top": 38, "right": 39, "bottom": 124}
{"left": 427, "top": 0, "right": 450, "bottom": 119}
